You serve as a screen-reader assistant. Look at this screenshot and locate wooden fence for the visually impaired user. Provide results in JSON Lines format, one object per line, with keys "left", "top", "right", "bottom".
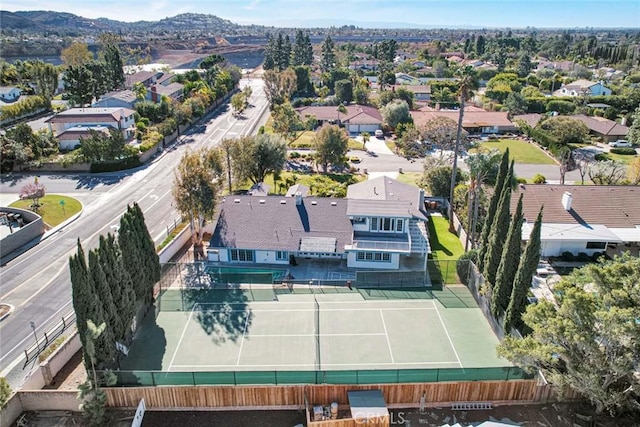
{"left": 105, "top": 380, "right": 545, "bottom": 410}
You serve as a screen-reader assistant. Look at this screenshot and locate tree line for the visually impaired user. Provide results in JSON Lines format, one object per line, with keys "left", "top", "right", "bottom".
{"left": 69, "top": 203, "right": 160, "bottom": 371}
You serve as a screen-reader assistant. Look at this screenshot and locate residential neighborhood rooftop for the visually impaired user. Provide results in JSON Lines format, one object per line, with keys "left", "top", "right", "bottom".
{"left": 512, "top": 185, "right": 640, "bottom": 229}
{"left": 46, "top": 107, "right": 135, "bottom": 123}
{"left": 209, "top": 195, "right": 352, "bottom": 252}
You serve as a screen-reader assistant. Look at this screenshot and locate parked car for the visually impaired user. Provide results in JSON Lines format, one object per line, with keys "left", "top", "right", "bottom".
{"left": 608, "top": 140, "right": 631, "bottom": 148}
{"left": 374, "top": 129, "right": 384, "bottom": 139}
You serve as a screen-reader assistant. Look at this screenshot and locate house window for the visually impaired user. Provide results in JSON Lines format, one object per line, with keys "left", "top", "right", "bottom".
{"left": 352, "top": 217, "right": 366, "bottom": 224}
{"left": 586, "top": 242, "right": 606, "bottom": 250}
{"left": 371, "top": 217, "right": 378, "bottom": 231}
{"left": 276, "top": 251, "right": 288, "bottom": 261}
{"left": 381, "top": 218, "right": 392, "bottom": 231}
{"left": 396, "top": 219, "right": 404, "bottom": 232}
{"left": 355, "top": 252, "right": 391, "bottom": 263}
{"left": 230, "top": 249, "right": 254, "bottom": 262}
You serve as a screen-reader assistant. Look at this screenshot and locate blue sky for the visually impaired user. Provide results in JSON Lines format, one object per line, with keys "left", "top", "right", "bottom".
{"left": 3, "top": 0, "right": 639, "bottom": 28}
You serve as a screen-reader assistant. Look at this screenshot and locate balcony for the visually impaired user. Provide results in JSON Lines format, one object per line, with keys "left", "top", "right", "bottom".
{"left": 345, "top": 232, "right": 411, "bottom": 252}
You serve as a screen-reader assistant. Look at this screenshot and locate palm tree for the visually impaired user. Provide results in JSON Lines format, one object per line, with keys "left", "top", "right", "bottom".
{"left": 464, "top": 149, "right": 502, "bottom": 250}
{"left": 448, "top": 65, "right": 477, "bottom": 233}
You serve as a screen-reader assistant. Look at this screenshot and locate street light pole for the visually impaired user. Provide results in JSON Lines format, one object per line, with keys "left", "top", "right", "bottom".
{"left": 30, "top": 321, "right": 41, "bottom": 351}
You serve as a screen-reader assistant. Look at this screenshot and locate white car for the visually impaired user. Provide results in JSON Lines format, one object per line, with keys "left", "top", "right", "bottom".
{"left": 374, "top": 129, "right": 384, "bottom": 139}
{"left": 608, "top": 140, "right": 632, "bottom": 148}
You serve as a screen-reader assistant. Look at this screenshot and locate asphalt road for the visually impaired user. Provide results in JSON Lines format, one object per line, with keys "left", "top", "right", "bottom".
{"left": 0, "top": 78, "right": 269, "bottom": 386}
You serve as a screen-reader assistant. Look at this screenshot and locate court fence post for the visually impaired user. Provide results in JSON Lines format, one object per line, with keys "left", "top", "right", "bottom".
{"left": 151, "top": 371, "right": 157, "bottom": 387}
{"left": 192, "top": 371, "right": 196, "bottom": 386}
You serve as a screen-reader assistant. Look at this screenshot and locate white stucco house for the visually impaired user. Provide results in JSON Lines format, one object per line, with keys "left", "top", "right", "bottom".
{"left": 208, "top": 176, "right": 430, "bottom": 270}
{"left": 513, "top": 185, "right": 640, "bottom": 257}
{"left": 0, "top": 86, "right": 21, "bottom": 103}
{"left": 553, "top": 79, "right": 612, "bottom": 97}
{"left": 46, "top": 107, "right": 136, "bottom": 150}
{"left": 295, "top": 104, "right": 383, "bottom": 135}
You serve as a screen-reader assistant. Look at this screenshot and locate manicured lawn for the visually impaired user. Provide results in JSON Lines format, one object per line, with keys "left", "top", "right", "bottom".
{"left": 599, "top": 151, "right": 637, "bottom": 165}
{"left": 259, "top": 171, "right": 365, "bottom": 195}
{"left": 289, "top": 130, "right": 362, "bottom": 150}
{"left": 10, "top": 195, "right": 82, "bottom": 227}
{"left": 474, "top": 139, "right": 556, "bottom": 164}
{"left": 427, "top": 215, "right": 465, "bottom": 285}
{"left": 395, "top": 172, "right": 422, "bottom": 187}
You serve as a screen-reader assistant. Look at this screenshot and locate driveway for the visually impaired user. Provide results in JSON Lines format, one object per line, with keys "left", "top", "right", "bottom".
{"left": 358, "top": 135, "right": 394, "bottom": 155}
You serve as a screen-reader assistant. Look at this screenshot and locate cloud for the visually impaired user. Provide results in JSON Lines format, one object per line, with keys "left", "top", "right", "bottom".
{"left": 243, "top": 0, "right": 262, "bottom": 10}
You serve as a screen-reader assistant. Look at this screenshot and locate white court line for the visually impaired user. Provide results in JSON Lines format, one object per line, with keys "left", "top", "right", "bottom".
{"left": 192, "top": 300, "right": 437, "bottom": 305}
{"left": 433, "top": 302, "right": 463, "bottom": 368}
{"left": 167, "top": 304, "right": 196, "bottom": 372}
{"left": 189, "top": 306, "right": 435, "bottom": 313}
{"left": 172, "top": 361, "right": 460, "bottom": 369}
{"left": 245, "top": 333, "right": 386, "bottom": 337}
{"left": 236, "top": 317, "right": 249, "bottom": 366}
{"left": 379, "top": 310, "right": 395, "bottom": 364}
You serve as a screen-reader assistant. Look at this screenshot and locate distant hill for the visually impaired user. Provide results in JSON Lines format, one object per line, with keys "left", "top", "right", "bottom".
{"left": 0, "top": 10, "right": 244, "bottom": 34}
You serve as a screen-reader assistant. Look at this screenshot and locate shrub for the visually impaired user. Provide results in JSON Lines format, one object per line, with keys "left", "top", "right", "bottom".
{"left": 289, "top": 151, "right": 301, "bottom": 159}
{"left": 516, "top": 177, "right": 527, "bottom": 184}
{"left": 139, "top": 130, "right": 163, "bottom": 152}
{"left": 577, "top": 252, "right": 590, "bottom": 262}
{"left": 560, "top": 251, "right": 575, "bottom": 262}
{"left": 90, "top": 156, "right": 141, "bottom": 173}
{"left": 532, "top": 173, "right": 546, "bottom": 184}
{"left": 594, "top": 153, "right": 611, "bottom": 161}
{"left": 610, "top": 147, "right": 637, "bottom": 155}
{"left": 0, "top": 377, "right": 11, "bottom": 408}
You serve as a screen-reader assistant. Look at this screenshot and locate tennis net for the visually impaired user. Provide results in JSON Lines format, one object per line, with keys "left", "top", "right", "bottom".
{"left": 314, "top": 296, "right": 321, "bottom": 371}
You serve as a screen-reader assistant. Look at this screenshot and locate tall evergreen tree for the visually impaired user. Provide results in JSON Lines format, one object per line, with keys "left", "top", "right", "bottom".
{"left": 292, "top": 29, "right": 306, "bottom": 66}
{"left": 70, "top": 240, "right": 92, "bottom": 360}
{"left": 87, "top": 249, "right": 119, "bottom": 364}
{"left": 491, "top": 193, "right": 524, "bottom": 317}
{"left": 303, "top": 31, "right": 313, "bottom": 65}
{"left": 118, "top": 203, "right": 160, "bottom": 307}
{"left": 483, "top": 174, "right": 513, "bottom": 289}
{"left": 477, "top": 152, "right": 510, "bottom": 270}
{"left": 263, "top": 34, "right": 276, "bottom": 70}
{"left": 99, "top": 234, "right": 137, "bottom": 341}
{"left": 280, "top": 35, "right": 291, "bottom": 70}
{"left": 63, "top": 64, "right": 95, "bottom": 107}
{"left": 320, "top": 35, "right": 336, "bottom": 72}
{"left": 504, "top": 207, "right": 543, "bottom": 332}
{"left": 102, "top": 44, "right": 125, "bottom": 90}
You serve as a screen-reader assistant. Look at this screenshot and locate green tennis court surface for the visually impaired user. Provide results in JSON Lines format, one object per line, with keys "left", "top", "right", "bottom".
{"left": 123, "top": 285, "right": 508, "bottom": 372}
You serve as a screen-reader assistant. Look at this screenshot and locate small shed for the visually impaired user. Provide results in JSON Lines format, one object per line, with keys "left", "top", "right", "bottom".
{"left": 348, "top": 390, "right": 389, "bottom": 425}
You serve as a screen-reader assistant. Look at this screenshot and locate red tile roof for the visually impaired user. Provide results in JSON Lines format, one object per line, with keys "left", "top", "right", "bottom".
{"left": 411, "top": 109, "right": 514, "bottom": 128}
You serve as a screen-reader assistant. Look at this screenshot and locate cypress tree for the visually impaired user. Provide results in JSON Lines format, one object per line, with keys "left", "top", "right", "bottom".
{"left": 303, "top": 32, "right": 313, "bottom": 66}
{"left": 491, "top": 193, "right": 524, "bottom": 317}
{"left": 100, "top": 234, "right": 137, "bottom": 341}
{"left": 133, "top": 202, "right": 161, "bottom": 295}
{"left": 70, "top": 240, "right": 92, "bottom": 362}
{"left": 477, "top": 150, "right": 510, "bottom": 270}
{"left": 483, "top": 177, "right": 512, "bottom": 289}
{"left": 504, "top": 207, "right": 543, "bottom": 332}
{"left": 118, "top": 203, "right": 160, "bottom": 307}
{"left": 88, "top": 249, "right": 118, "bottom": 367}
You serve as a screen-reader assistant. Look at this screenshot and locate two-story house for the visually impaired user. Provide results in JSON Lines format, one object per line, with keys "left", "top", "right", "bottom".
{"left": 0, "top": 86, "right": 21, "bottom": 103}
{"left": 553, "top": 79, "right": 612, "bottom": 97}
{"left": 46, "top": 107, "right": 136, "bottom": 150}
{"left": 207, "top": 176, "right": 430, "bottom": 271}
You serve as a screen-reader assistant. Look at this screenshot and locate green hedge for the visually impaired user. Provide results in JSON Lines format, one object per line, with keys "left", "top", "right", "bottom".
{"left": 91, "top": 156, "right": 141, "bottom": 173}
{"left": 610, "top": 147, "right": 637, "bottom": 155}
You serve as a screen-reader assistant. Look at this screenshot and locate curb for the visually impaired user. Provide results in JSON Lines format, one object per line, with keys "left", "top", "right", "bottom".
{"left": 0, "top": 303, "right": 15, "bottom": 322}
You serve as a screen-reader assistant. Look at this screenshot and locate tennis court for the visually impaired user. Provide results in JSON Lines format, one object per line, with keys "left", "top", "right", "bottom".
{"left": 123, "top": 285, "right": 508, "bottom": 372}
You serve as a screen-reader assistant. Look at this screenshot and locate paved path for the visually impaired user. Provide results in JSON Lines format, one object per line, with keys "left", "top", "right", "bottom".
{"left": 357, "top": 135, "right": 394, "bottom": 155}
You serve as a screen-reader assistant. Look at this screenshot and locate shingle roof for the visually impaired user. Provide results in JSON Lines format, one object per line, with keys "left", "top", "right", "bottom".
{"left": 391, "top": 85, "right": 431, "bottom": 94}
{"left": 411, "top": 109, "right": 514, "bottom": 128}
{"left": 125, "top": 71, "right": 160, "bottom": 87}
{"left": 512, "top": 185, "right": 640, "bottom": 229}
{"left": 209, "top": 196, "right": 353, "bottom": 252}
{"left": 347, "top": 176, "right": 426, "bottom": 219}
{"left": 97, "top": 90, "right": 137, "bottom": 104}
{"left": 295, "top": 104, "right": 382, "bottom": 124}
{"left": 56, "top": 125, "right": 111, "bottom": 140}
{"left": 512, "top": 113, "right": 543, "bottom": 128}
{"left": 46, "top": 107, "right": 135, "bottom": 123}
{"left": 570, "top": 115, "right": 629, "bottom": 137}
